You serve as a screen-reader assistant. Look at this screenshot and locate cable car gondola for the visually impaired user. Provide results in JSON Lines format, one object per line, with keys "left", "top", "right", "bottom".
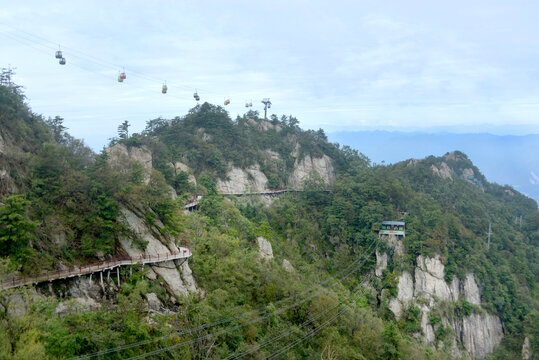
{"left": 59, "top": 57, "right": 66, "bottom": 65}
{"left": 55, "top": 50, "right": 62, "bottom": 59}
{"left": 117, "top": 72, "right": 124, "bottom": 82}
{"left": 224, "top": 98, "right": 230, "bottom": 106}
{"left": 162, "top": 83, "right": 168, "bottom": 94}
{"left": 193, "top": 90, "right": 200, "bottom": 101}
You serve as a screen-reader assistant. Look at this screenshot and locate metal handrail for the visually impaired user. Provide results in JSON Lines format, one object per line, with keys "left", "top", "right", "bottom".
{"left": 0, "top": 246, "right": 192, "bottom": 291}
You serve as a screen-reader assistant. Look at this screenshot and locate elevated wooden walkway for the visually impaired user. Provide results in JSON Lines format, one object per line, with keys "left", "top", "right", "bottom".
{"left": 185, "top": 189, "right": 301, "bottom": 210}
{"left": 0, "top": 247, "right": 191, "bottom": 291}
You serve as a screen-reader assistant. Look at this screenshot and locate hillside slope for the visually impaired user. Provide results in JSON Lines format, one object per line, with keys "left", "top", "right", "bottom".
{"left": 0, "top": 76, "right": 537, "bottom": 359}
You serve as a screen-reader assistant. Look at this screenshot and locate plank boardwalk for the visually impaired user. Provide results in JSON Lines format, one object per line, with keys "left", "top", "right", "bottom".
{"left": 0, "top": 247, "right": 192, "bottom": 291}
{"left": 184, "top": 189, "right": 301, "bottom": 210}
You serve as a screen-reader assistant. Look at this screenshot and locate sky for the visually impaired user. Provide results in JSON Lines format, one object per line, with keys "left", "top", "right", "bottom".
{"left": 1, "top": 0, "right": 539, "bottom": 150}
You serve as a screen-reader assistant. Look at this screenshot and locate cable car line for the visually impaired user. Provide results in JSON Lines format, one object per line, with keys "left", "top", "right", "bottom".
{"left": 0, "top": 22, "right": 218, "bottom": 98}
{"left": 1, "top": 23, "right": 271, "bottom": 114}
{"left": 2, "top": 28, "right": 207, "bottom": 108}
{"left": 69, "top": 239, "right": 378, "bottom": 360}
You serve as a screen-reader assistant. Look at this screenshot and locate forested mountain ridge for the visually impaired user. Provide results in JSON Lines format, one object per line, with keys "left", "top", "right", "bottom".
{"left": 0, "top": 75, "right": 537, "bottom": 359}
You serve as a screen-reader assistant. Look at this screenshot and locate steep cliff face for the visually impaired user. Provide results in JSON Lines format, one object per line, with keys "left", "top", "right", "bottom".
{"left": 119, "top": 207, "right": 198, "bottom": 300}
{"left": 215, "top": 153, "right": 336, "bottom": 193}
{"left": 289, "top": 154, "right": 336, "bottom": 189}
{"left": 106, "top": 144, "right": 198, "bottom": 301}
{"left": 377, "top": 236, "right": 504, "bottom": 359}
{"left": 106, "top": 143, "right": 153, "bottom": 184}
{"left": 216, "top": 165, "right": 268, "bottom": 193}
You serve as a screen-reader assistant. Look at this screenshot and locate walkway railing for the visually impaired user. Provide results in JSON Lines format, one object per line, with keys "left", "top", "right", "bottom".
{"left": 184, "top": 189, "right": 297, "bottom": 210}
{"left": 0, "top": 247, "right": 192, "bottom": 291}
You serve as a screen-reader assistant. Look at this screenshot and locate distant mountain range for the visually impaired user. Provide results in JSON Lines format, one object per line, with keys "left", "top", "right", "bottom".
{"left": 328, "top": 131, "right": 539, "bottom": 203}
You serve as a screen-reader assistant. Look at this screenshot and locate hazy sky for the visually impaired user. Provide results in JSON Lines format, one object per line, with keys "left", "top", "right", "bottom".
{"left": 1, "top": 1, "right": 539, "bottom": 150}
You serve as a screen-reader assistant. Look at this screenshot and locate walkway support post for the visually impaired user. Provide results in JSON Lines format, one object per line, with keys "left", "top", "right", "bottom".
{"left": 100, "top": 272, "right": 103, "bottom": 288}
{"left": 116, "top": 267, "right": 120, "bottom": 286}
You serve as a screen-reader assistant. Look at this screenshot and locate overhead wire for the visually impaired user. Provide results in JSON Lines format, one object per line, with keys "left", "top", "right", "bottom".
{"left": 225, "top": 273, "right": 373, "bottom": 360}
{"left": 262, "top": 274, "right": 375, "bottom": 360}
{"left": 120, "top": 240, "right": 378, "bottom": 360}
{"left": 70, "top": 238, "right": 378, "bottom": 360}
{"left": 0, "top": 21, "right": 216, "bottom": 96}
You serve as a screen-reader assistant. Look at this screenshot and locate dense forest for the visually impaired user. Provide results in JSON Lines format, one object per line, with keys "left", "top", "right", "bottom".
{"left": 0, "top": 72, "right": 537, "bottom": 359}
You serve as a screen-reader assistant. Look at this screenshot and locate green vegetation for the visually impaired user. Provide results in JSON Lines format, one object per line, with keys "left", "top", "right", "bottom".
{"left": 0, "top": 73, "right": 537, "bottom": 359}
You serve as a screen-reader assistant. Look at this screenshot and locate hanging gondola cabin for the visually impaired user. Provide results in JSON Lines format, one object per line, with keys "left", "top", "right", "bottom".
{"left": 378, "top": 221, "right": 405, "bottom": 237}
{"left": 224, "top": 99, "right": 230, "bottom": 106}
{"left": 193, "top": 91, "right": 200, "bottom": 101}
{"left": 55, "top": 50, "right": 63, "bottom": 59}
{"left": 59, "top": 57, "right": 66, "bottom": 65}
{"left": 162, "top": 84, "right": 168, "bottom": 94}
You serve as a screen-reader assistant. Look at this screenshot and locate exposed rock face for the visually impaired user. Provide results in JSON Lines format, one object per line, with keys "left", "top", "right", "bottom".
{"left": 415, "top": 255, "right": 452, "bottom": 301}
{"left": 248, "top": 119, "right": 282, "bottom": 133}
{"left": 106, "top": 143, "right": 153, "bottom": 184}
{"left": 216, "top": 165, "right": 268, "bottom": 193}
{"left": 55, "top": 296, "right": 101, "bottom": 317}
{"left": 431, "top": 162, "right": 453, "bottom": 180}
{"left": 386, "top": 234, "right": 405, "bottom": 257}
{"left": 462, "top": 168, "right": 475, "bottom": 178}
{"left": 388, "top": 298, "right": 402, "bottom": 320}
{"left": 119, "top": 207, "right": 198, "bottom": 300}
{"left": 450, "top": 276, "right": 460, "bottom": 302}
{"left": 289, "top": 154, "right": 335, "bottom": 189}
{"left": 387, "top": 254, "right": 503, "bottom": 359}
{"left": 463, "top": 273, "right": 481, "bottom": 305}
{"left": 145, "top": 293, "right": 163, "bottom": 312}
{"left": 0, "top": 133, "right": 5, "bottom": 154}
{"left": 461, "top": 313, "right": 503, "bottom": 359}
{"left": 0, "top": 290, "right": 41, "bottom": 319}
{"left": 375, "top": 249, "right": 388, "bottom": 277}
{"left": 388, "top": 271, "right": 413, "bottom": 320}
{"left": 172, "top": 161, "right": 196, "bottom": 185}
{"left": 420, "top": 305, "right": 435, "bottom": 344}
{"left": 282, "top": 259, "right": 295, "bottom": 272}
{"left": 265, "top": 150, "right": 280, "bottom": 161}
{"left": 69, "top": 276, "right": 104, "bottom": 304}
{"left": 522, "top": 337, "right": 531, "bottom": 360}
{"left": 3, "top": 293, "right": 28, "bottom": 319}
{"left": 257, "top": 236, "right": 273, "bottom": 261}
{"left": 396, "top": 271, "right": 414, "bottom": 304}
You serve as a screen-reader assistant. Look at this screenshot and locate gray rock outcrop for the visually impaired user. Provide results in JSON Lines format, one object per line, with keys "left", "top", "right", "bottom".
{"left": 172, "top": 161, "right": 196, "bottom": 185}
{"left": 216, "top": 165, "right": 268, "bottom": 193}
{"left": 522, "top": 337, "right": 531, "bottom": 360}
{"left": 257, "top": 236, "right": 273, "bottom": 261}
{"left": 387, "top": 254, "right": 503, "bottom": 358}
{"left": 462, "top": 273, "right": 481, "bottom": 305}
{"left": 461, "top": 313, "right": 503, "bottom": 359}
{"left": 431, "top": 162, "right": 453, "bottom": 180}
{"left": 119, "top": 207, "right": 198, "bottom": 301}
{"left": 106, "top": 143, "right": 153, "bottom": 184}
{"left": 289, "top": 154, "right": 335, "bottom": 189}
{"left": 388, "top": 271, "right": 413, "bottom": 320}
{"left": 375, "top": 249, "right": 388, "bottom": 277}
{"left": 145, "top": 293, "right": 163, "bottom": 312}
{"left": 414, "top": 255, "right": 452, "bottom": 301}
{"left": 282, "top": 259, "right": 295, "bottom": 272}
